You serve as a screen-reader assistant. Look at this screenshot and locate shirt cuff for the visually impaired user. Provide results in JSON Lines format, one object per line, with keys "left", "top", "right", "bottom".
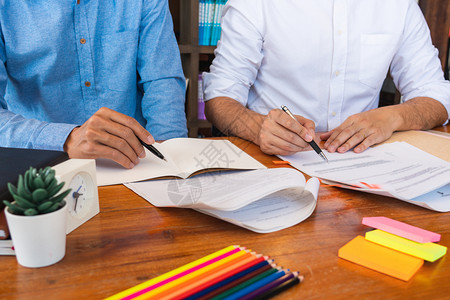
{"left": 34, "top": 123, "right": 78, "bottom": 151}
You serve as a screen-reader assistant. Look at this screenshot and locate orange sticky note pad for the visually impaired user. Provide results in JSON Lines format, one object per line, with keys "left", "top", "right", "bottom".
{"left": 338, "top": 236, "right": 423, "bottom": 281}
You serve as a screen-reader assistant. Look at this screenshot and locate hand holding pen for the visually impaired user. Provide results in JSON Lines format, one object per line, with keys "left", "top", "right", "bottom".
{"left": 257, "top": 107, "right": 319, "bottom": 157}
{"left": 137, "top": 137, "right": 167, "bottom": 162}
{"left": 280, "top": 106, "right": 328, "bottom": 162}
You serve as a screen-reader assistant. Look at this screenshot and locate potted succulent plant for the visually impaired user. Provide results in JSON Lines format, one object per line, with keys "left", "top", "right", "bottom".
{"left": 3, "top": 166, "right": 71, "bottom": 268}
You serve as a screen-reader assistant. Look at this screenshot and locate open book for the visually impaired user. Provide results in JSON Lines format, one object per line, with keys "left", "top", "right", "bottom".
{"left": 96, "top": 138, "right": 266, "bottom": 186}
{"left": 281, "top": 142, "right": 450, "bottom": 212}
{"left": 124, "top": 168, "right": 320, "bottom": 233}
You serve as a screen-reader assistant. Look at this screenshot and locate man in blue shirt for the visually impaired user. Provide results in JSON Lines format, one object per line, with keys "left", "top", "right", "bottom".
{"left": 0, "top": 0, "right": 187, "bottom": 169}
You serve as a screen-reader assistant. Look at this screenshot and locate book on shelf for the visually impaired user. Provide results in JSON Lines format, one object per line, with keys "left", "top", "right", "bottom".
{"left": 198, "top": 74, "right": 206, "bottom": 120}
{"left": 199, "top": 0, "right": 227, "bottom": 46}
{"left": 95, "top": 138, "right": 266, "bottom": 186}
{"left": 125, "top": 168, "right": 320, "bottom": 233}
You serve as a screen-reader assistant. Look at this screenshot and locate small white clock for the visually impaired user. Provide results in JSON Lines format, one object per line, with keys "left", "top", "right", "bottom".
{"left": 52, "top": 159, "right": 99, "bottom": 234}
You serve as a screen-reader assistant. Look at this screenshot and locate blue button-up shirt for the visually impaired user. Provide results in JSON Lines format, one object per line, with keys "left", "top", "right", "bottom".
{"left": 0, "top": 0, "right": 187, "bottom": 151}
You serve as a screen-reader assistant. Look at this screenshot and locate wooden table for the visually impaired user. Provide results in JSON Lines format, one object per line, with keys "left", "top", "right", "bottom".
{"left": 1, "top": 128, "right": 450, "bottom": 299}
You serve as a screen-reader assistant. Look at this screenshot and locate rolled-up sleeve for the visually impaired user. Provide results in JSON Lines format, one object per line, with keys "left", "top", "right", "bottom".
{"left": 202, "top": 1, "right": 264, "bottom": 106}
{"left": 391, "top": 2, "right": 450, "bottom": 120}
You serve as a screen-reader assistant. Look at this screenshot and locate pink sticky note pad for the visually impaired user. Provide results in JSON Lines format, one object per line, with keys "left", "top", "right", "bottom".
{"left": 362, "top": 217, "right": 441, "bottom": 243}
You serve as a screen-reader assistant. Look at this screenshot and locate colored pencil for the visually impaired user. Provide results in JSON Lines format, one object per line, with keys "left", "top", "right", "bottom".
{"left": 252, "top": 273, "right": 303, "bottom": 300}
{"left": 219, "top": 269, "right": 287, "bottom": 300}
{"left": 135, "top": 250, "right": 252, "bottom": 300}
{"left": 191, "top": 261, "right": 275, "bottom": 300}
{"left": 211, "top": 269, "right": 285, "bottom": 300}
{"left": 106, "top": 245, "right": 240, "bottom": 300}
{"left": 239, "top": 271, "right": 298, "bottom": 300}
{"left": 147, "top": 254, "right": 267, "bottom": 300}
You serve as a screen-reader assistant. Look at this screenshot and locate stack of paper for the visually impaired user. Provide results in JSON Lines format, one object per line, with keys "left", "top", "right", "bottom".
{"left": 281, "top": 142, "right": 450, "bottom": 212}
{"left": 125, "top": 168, "right": 320, "bottom": 233}
{"left": 338, "top": 217, "right": 447, "bottom": 281}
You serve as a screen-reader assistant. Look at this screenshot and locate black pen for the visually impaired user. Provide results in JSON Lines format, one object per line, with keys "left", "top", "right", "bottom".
{"left": 280, "top": 105, "right": 329, "bottom": 162}
{"left": 137, "top": 137, "right": 167, "bottom": 161}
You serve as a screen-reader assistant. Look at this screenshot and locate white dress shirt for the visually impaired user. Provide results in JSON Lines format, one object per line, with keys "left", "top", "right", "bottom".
{"left": 203, "top": 0, "right": 450, "bottom": 132}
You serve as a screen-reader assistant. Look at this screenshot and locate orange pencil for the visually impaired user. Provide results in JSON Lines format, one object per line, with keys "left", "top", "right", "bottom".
{"left": 148, "top": 254, "right": 266, "bottom": 300}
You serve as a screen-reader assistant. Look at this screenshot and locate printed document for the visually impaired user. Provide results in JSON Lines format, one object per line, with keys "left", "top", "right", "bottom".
{"left": 281, "top": 142, "right": 450, "bottom": 212}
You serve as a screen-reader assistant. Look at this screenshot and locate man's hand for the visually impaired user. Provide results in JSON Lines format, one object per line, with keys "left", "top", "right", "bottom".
{"left": 258, "top": 109, "right": 316, "bottom": 155}
{"left": 64, "top": 107, "right": 154, "bottom": 169}
{"left": 320, "top": 108, "right": 400, "bottom": 153}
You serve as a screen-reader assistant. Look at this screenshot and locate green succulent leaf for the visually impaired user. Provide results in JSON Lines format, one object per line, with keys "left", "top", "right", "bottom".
{"left": 37, "top": 201, "right": 53, "bottom": 212}
{"left": 32, "top": 188, "right": 49, "bottom": 203}
{"left": 48, "top": 189, "right": 71, "bottom": 204}
{"left": 33, "top": 176, "right": 46, "bottom": 189}
{"left": 17, "top": 182, "right": 32, "bottom": 201}
{"left": 45, "top": 179, "right": 58, "bottom": 196}
{"left": 3, "top": 200, "right": 25, "bottom": 215}
{"left": 27, "top": 169, "right": 36, "bottom": 190}
{"left": 7, "top": 182, "right": 17, "bottom": 196}
{"left": 24, "top": 208, "right": 39, "bottom": 216}
{"left": 44, "top": 169, "right": 55, "bottom": 186}
{"left": 12, "top": 194, "right": 36, "bottom": 209}
{"left": 47, "top": 182, "right": 65, "bottom": 198}
{"left": 40, "top": 202, "right": 61, "bottom": 214}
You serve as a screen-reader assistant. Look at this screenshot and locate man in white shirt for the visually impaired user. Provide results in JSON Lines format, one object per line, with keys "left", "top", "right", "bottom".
{"left": 203, "top": 0, "right": 450, "bottom": 155}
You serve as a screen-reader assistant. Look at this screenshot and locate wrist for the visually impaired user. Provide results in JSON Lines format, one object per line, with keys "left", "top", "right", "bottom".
{"left": 63, "top": 126, "right": 80, "bottom": 153}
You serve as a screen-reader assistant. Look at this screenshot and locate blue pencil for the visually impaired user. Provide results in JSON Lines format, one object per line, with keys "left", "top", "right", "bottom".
{"left": 221, "top": 269, "right": 287, "bottom": 300}
{"left": 240, "top": 271, "right": 299, "bottom": 300}
{"left": 252, "top": 273, "right": 303, "bottom": 299}
{"left": 184, "top": 260, "right": 272, "bottom": 300}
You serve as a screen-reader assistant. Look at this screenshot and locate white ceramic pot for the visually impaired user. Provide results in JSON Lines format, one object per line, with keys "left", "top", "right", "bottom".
{"left": 4, "top": 201, "right": 67, "bottom": 268}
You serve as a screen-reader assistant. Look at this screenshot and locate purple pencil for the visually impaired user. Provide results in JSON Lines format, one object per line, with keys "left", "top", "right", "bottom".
{"left": 239, "top": 271, "right": 300, "bottom": 300}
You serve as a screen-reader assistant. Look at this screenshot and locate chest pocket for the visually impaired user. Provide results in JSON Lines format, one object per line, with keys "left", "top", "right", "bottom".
{"left": 359, "top": 34, "right": 399, "bottom": 90}
{"left": 99, "top": 30, "right": 139, "bottom": 92}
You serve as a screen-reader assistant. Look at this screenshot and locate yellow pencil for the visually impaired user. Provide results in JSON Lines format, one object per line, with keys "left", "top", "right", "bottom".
{"left": 105, "top": 245, "right": 240, "bottom": 300}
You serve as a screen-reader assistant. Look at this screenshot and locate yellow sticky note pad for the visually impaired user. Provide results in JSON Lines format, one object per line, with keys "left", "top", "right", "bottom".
{"left": 366, "top": 230, "right": 447, "bottom": 262}
{"left": 338, "top": 236, "right": 423, "bottom": 281}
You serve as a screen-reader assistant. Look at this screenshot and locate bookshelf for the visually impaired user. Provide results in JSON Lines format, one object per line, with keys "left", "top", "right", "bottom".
{"left": 169, "top": 0, "right": 215, "bottom": 137}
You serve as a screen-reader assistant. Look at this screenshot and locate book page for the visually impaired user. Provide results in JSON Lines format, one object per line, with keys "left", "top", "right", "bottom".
{"left": 124, "top": 168, "right": 319, "bottom": 233}
{"left": 156, "top": 138, "right": 266, "bottom": 178}
{"left": 281, "top": 142, "right": 450, "bottom": 211}
{"left": 95, "top": 152, "right": 179, "bottom": 186}
{"left": 96, "top": 138, "right": 266, "bottom": 186}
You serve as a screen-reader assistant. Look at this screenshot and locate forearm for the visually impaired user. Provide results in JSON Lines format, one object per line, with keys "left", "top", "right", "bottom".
{"left": 205, "top": 97, "right": 264, "bottom": 144}
{"left": 392, "top": 97, "right": 448, "bottom": 131}
{"left": 0, "top": 109, "right": 76, "bottom": 150}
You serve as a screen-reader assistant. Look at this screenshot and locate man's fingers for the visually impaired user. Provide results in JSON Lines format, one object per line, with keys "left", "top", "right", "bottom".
{"left": 92, "top": 143, "right": 137, "bottom": 169}
{"left": 334, "top": 130, "right": 368, "bottom": 153}
{"left": 260, "top": 133, "right": 303, "bottom": 156}
{"left": 102, "top": 107, "right": 154, "bottom": 144}
{"left": 268, "top": 109, "right": 314, "bottom": 144}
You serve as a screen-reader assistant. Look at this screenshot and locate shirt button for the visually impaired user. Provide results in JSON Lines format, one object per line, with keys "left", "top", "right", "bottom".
{"left": 338, "top": 30, "right": 343, "bottom": 35}
{"left": 335, "top": 71, "right": 340, "bottom": 76}
{"left": 80, "top": 38, "right": 86, "bottom": 44}
{"left": 85, "top": 81, "right": 91, "bottom": 87}
{"left": 332, "top": 112, "right": 337, "bottom": 117}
